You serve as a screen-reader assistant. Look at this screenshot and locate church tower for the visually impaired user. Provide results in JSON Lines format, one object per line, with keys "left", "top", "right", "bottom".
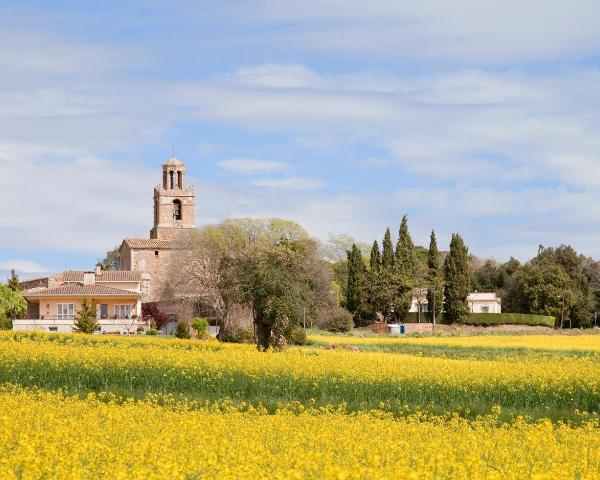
{"left": 150, "top": 156, "right": 196, "bottom": 241}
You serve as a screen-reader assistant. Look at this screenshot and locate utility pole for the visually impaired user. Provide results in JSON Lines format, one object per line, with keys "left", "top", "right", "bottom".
{"left": 560, "top": 293, "right": 565, "bottom": 329}
{"left": 432, "top": 282, "right": 436, "bottom": 335}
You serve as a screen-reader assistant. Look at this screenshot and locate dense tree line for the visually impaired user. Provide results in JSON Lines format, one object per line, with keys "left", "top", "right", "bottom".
{"left": 344, "top": 216, "right": 471, "bottom": 325}
{"left": 340, "top": 221, "right": 600, "bottom": 328}
{"left": 470, "top": 245, "right": 600, "bottom": 328}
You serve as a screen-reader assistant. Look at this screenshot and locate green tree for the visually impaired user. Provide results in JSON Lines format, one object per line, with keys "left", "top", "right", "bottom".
{"left": 230, "top": 236, "right": 322, "bottom": 350}
{"left": 346, "top": 244, "right": 365, "bottom": 315}
{"left": 381, "top": 228, "right": 394, "bottom": 269}
{"left": 73, "top": 297, "right": 99, "bottom": 334}
{"left": 426, "top": 230, "right": 444, "bottom": 322}
{"left": 7, "top": 270, "right": 21, "bottom": 292}
{"left": 393, "top": 215, "right": 415, "bottom": 322}
{"left": 513, "top": 260, "right": 574, "bottom": 327}
{"left": 369, "top": 240, "right": 381, "bottom": 272}
{"left": 97, "top": 246, "right": 121, "bottom": 271}
{"left": 443, "top": 234, "right": 470, "bottom": 323}
{"left": 0, "top": 284, "right": 27, "bottom": 319}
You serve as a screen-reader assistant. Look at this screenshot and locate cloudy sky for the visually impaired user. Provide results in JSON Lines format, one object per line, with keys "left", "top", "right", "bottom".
{"left": 2, "top": 0, "right": 600, "bottom": 277}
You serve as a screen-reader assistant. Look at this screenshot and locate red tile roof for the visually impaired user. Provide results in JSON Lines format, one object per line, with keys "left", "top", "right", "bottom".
{"left": 121, "top": 238, "right": 172, "bottom": 249}
{"left": 24, "top": 284, "right": 140, "bottom": 298}
{"left": 95, "top": 271, "right": 142, "bottom": 282}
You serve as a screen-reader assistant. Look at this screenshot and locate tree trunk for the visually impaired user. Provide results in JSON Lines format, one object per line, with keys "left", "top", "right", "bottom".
{"left": 255, "top": 319, "right": 272, "bottom": 351}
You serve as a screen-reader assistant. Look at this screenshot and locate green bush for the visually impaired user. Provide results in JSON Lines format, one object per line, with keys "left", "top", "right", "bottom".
{"left": 289, "top": 327, "right": 307, "bottom": 345}
{"left": 323, "top": 308, "right": 354, "bottom": 333}
{"left": 462, "top": 313, "right": 556, "bottom": 328}
{"left": 191, "top": 317, "right": 209, "bottom": 338}
{"left": 219, "top": 328, "right": 254, "bottom": 344}
{"left": 0, "top": 312, "right": 12, "bottom": 330}
{"left": 146, "top": 327, "right": 158, "bottom": 336}
{"left": 173, "top": 320, "right": 191, "bottom": 339}
{"left": 402, "top": 312, "right": 555, "bottom": 327}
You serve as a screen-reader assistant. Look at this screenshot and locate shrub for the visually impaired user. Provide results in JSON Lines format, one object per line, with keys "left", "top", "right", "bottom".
{"left": 173, "top": 320, "right": 191, "bottom": 339}
{"left": 402, "top": 312, "right": 556, "bottom": 327}
{"left": 0, "top": 312, "right": 11, "bottom": 330}
{"left": 462, "top": 313, "right": 556, "bottom": 328}
{"left": 191, "top": 317, "right": 209, "bottom": 338}
{"left": 219, "top": 328, "right": 254, "bottom": 344}
{"left": 289, "top": 327, "right": 307, "bottom": 345}
{"left": 73, "top": 298, "right": 99, "bottom": 334}
{"left": 146, "top": 327, "right": 158, "bottom": 336}
{"left": 323, "top": 308, "right": 354, "bottom": 333}
{"left": 141, "top": 303, "right": 170, "bottom": 330}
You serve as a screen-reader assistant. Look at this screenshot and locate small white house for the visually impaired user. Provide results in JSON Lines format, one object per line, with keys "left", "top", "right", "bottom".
{"left": 410, "top": 290, "right": 501, "bottom": 314}
{"left": 467, "top": 292, "right": 502, "bottom": 313}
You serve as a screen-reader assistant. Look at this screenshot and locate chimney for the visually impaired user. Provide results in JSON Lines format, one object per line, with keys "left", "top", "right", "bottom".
{"left": 83, "top": 272, "right": 95, "bottom": 286}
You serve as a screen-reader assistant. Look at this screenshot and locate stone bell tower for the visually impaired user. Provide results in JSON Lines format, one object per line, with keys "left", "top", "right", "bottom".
{"left": 150, "top": 156, "right": 196, "bottom": 241}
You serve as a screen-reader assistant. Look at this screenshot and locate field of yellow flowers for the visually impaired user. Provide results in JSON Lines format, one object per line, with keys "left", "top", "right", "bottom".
{"left": 0, "top": 331, "right": 599, "bottom": 478}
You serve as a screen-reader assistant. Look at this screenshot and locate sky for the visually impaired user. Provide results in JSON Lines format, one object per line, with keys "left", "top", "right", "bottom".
{"left": 2, "top": 0, "right": 600, "bottom": 278}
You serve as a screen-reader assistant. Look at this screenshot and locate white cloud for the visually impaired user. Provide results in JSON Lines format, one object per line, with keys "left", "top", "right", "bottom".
{"left": 252, "top": 177, "right": 324, "bottom": 190}
{"left": 235, "top": 1, "right": 600, "bottom": 64}
{"left": 0, "top": 260, "right": 48, "bottom": 274}
{"left": 218, "top": 158, "right": 286, "bottom": 174}
{"left": 0, "top": 29, "right": 147, "bottom": 78}
{"left": 0, "top": 145, "right": 155, "bottom": 254}
{"left": 230, "top": 64, "right": 324, "bottom": 89}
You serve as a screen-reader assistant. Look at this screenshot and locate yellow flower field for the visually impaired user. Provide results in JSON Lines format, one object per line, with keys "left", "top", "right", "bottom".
{"left": 0, "top": 386, "right": 598, "bottom": 480}
{"left": 0, "top": 332, "right": 598, "bottom": 416}
{"left": 0, "top": 331, "right": 599, "bottom": 478}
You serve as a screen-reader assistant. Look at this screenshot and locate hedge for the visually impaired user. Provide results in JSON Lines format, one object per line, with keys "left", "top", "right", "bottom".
{"left": 402, "top": 312, "right": 555, "bottom": 328}
{"left": 462, "top": 313, "right": 556, "bottom": 328}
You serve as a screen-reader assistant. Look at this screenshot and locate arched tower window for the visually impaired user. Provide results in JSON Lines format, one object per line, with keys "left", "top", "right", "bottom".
{"left": 169, "top": 170, "right": 174, "bottom": 189}
{"left": 173, "top": 199, "right": 182, "bottom": 220}
{"left": 163, "top": 170, "right": 167, "bottom": 189}
{"left": 177, "top": 170, "right": 183, "bottom": 189}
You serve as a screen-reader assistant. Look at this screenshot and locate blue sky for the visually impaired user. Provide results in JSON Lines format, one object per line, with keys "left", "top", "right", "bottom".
{"left": 2, "top": 0, "right": 600, "bottom": 278}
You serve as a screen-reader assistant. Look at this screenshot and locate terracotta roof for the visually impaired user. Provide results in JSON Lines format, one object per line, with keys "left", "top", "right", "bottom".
{"left": 58, "top": 271, "right": 85, "bottom": 282}
{"left": 24, "top": 284, "right": 140, "bottom": 298}
{"left": 121, "top": 238, "right": 172, "bottom": 250}
{"left": 95, "top": 271, "right": 142, "bottom": 282}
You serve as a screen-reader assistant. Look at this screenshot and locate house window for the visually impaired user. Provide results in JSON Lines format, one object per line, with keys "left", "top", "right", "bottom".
{"left": 48, "top": 326, "right": 58, "bottom": 332}
{"left": 481, "top": 306, "right": 490, "bottom": 313}
{"left": 115, "top": 305, "right": 131, "bottom": 319}
{"left": 99, "top": 304, "right": 109, "bottom": 319}
{"left": 173, "top": 200, "right": 182, "bottom": 220}
{"left": 155, "top": 251, "right": 159, "bottom": 256}
{"left": 57, "top": 303, "right": 74, "bottom": 320}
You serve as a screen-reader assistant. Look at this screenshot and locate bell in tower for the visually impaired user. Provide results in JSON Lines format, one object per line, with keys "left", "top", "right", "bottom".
{"left": 150, "top": 155, "right": 196, "bottom": 241}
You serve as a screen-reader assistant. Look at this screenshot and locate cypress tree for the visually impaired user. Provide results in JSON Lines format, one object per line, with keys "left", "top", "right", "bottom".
{"left": 346, "top": 244, "right": 365, "bottom": 315}
{"left": 369, "top": 240, "right": 381, "bottom": 272}
{"left": 395, "top": 215, "right": 415, "bottom": 274}
{"left": 426, "top": 230, "right": 444, "bottom": 321}
{"left": 381, "top": 228, "right": 394, "bottom": 270}
{"left": 393, "top": 215, "right": 416, "bottom": 322}
{"left": 443, "top": 233, "right": 470, "bottom": 323}
{"left": 7, "top": 270, "right": 21, "bottom": 292}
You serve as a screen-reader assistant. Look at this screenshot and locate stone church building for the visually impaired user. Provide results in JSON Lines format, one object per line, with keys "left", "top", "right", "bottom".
{"left": 119, "top": 155, "right": 196, "bottom": 306}
{"left": 17, "top": 156, "right": 198, "bottom": 334}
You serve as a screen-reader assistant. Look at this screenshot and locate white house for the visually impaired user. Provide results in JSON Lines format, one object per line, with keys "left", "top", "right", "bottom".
{"left": 16, "top": 268, "right": 148, "bottom": 334}
{"left": 410, "top": 290, "right": 501, "bottom": 314}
